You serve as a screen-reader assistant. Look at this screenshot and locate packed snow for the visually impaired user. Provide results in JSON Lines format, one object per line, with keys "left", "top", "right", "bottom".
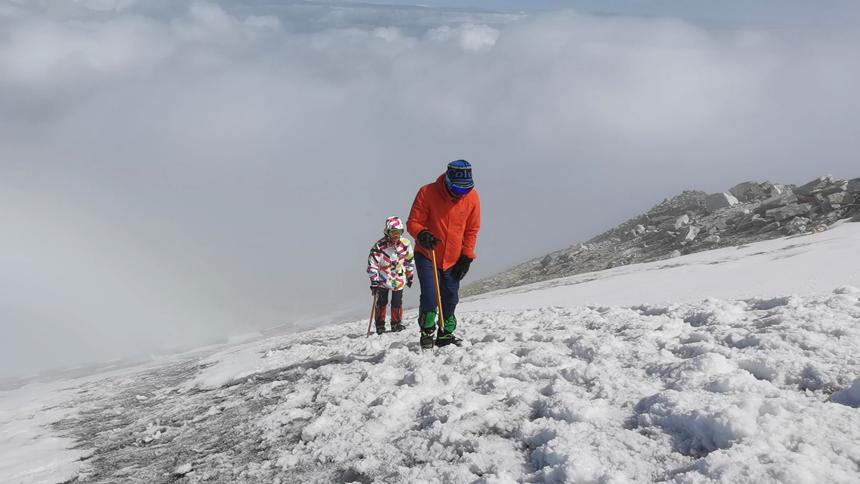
{"left": 2, "top": 223, "right": 860, "bottom": 483}
{"left": 0, "top": 383, "right": 87, "bottom": 484}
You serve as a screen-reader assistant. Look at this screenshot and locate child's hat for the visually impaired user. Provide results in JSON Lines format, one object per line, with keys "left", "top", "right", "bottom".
{"left": 385, "top": 216, "right": 404, "bottom": 235}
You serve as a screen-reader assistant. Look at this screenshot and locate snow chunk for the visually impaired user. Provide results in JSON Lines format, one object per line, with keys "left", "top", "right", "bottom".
{"left": 0, "top": 383, "right": 85, "bottom": 484}
{"left": 830, "top": 378, "right": 860, "bottom": 408}
{"left": 681, "top": 299, "right": 747, "bottom": 327}
{"left": 174, "top": 463, "right": 193, "bottom": 476}
{"left": 186, "top": 342, "right": 331, "bottom": 389}
{"left": 833, "top": 285, "right": 860, "bottom": 295}
{"left": 635, "top": 391, "right": 760, "bottom": 456}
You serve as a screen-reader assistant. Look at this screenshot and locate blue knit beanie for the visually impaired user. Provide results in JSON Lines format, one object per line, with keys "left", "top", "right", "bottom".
{"left": 445, "top": 160, "right": 473, "bottom": 196}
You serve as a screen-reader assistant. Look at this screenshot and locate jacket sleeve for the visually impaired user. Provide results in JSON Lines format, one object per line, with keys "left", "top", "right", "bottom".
{"left": 367, "top": 245, "right": 382, "bottom": 284}
{"left": 461, "top": 191, "right": 481, "bottom": 260}
{"left": 405, "top": 241, "right": 415, "bottom": 280}
{"left": 407, "top": 187, "right": 429, "bottom": 239}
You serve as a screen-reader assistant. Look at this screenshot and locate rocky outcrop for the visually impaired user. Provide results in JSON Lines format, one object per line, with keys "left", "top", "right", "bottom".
{"left": 464, "top": 175, "right": 860, "bottom": 296}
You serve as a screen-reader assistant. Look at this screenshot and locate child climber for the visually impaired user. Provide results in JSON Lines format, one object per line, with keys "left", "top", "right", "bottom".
{"left": 367, "top": 216, "right": 415, "bottom": 334}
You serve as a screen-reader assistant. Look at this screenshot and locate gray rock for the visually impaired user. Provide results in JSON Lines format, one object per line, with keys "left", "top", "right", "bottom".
{"left": 737, "top": 214, "right": 768, "bottom": 231}
{"left": 822, "top": 211, "right": 843, "bottom": 225}
{"left": 827, "top": 192, "right": 851, "bottom": 205}
{"left": 729, "top": 181, "right": 768, "bottom": 202}
{"left": 758, "top": 221, "right": 781, "bottom": 234}
{"left": 632, "top": 224, "right": 646, "bottom": 236}
{"left": 782, "top": 216, "right": 810, "bottom": 235}
{"left": 765, "top": 203, "right": 814, "bottom": 221}
{"left": 621, "top": 247, "right": 641, "bottom": 258}
{"left": 729, "top": 181, "right": 755, "bottom": 199}
{"left": 705, "top": 192, "right": 740, "bottom": 212}
{"left": 758, "top": 193, "right": 798, "bottom": 212}
{"left": 847, "top": 178, "right": 860, "bottom": 193}
{"left": 794, "top": 176, "right": 835, "bottom": 196}
{"left": 821, "top": 182, "right": 848, "bottom": 196}
{"left": 703, "top": 234, "right": 720, "bottom": 244}
{"left": 674, "top": 214, "right": 691, "bottom": 229}
{"left": 710, "top": 219, "right": 729, "bottom": 232}
{"left": 767, "top": 183, "right": 786, "bottom": 197}
{"left": 667, "top": 250, "right": 682, "bottom": 259}
{"left": 677, "top": 226, "right": 700, "bottom": 244}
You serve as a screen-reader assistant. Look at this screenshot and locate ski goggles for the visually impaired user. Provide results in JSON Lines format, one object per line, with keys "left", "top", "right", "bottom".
{"left": 388, "top": 229, "right": 403, "bottom": 236}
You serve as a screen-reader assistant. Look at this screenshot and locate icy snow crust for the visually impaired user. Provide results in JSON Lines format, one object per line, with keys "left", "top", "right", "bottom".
{"left": 2, "top": 225, "right": 860, "bottom": 483}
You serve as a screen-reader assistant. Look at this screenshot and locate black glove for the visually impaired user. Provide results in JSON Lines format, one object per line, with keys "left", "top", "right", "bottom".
{"left": 451, "top": 256, "right": 473, "bottom": 281}
{"left": 417, "top": 230, "right": 440, "bottom": 250}
{"left": 406, "top": 279, "right": 413, "bottom": 288}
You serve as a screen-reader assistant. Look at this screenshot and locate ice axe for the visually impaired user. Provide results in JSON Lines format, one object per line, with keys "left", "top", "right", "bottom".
{"left": 366, "top": 291, "right": 379, "bottom": 337}
{"left": 431, "top": 249, "right": 445, "bottom": 333}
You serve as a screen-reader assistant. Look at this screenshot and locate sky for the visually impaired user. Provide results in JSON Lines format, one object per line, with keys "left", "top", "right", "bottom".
{"left": 1, "top": 0, "right": 859, "bottom": 377}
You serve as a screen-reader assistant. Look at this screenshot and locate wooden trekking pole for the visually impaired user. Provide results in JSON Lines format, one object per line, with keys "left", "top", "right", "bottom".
{"left": 366, "top": 292, "right": 379, "bottom": 337}
{"left": 431, "top": 249, "right": 445, "bottom": 332}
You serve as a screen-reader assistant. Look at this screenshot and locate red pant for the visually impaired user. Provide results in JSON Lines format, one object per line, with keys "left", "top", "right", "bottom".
{"left": 375, "top": 289, "right": 403, "bottom": 324}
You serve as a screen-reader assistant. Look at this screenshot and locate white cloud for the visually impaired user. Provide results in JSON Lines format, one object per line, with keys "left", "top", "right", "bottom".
{"left": 428, "top": 23, "right": 499, "bottom": 51}
{"left": 1, "top": 2, "right": 858, "bottom": 376}
{"left": 0, "top": 15, "right": 171, "bottom": 83}
{"left": 71, "top": 0, "right": 138, "bottom": 12}
{"left": 458, "top": 23, "right": 499, "bottom": 51}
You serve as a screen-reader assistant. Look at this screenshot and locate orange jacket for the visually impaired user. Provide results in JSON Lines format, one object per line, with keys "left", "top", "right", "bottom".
{"left": 407, "top": 174, "right": 481, "bottom": 271}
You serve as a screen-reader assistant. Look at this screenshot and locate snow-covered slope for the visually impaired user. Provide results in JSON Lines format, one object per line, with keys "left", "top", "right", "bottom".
{"left": 2, "top": 224, "right": 860, "bottom": 483}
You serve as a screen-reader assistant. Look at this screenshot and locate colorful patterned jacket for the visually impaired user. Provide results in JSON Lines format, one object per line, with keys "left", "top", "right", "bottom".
{"left": 367, "top": 236, "right": 416, "bottom": 291}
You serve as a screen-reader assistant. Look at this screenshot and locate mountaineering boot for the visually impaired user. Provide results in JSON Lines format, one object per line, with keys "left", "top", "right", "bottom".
{"left": 374, "top": 303, "right": 387, "bottom": 335}
{"left": 434, "top": 331, "right": 462, "bottom": 347}
{"left": 419, "top": 310, "right": 438, "bottom": 349}
{"left": 391, "top": 307, "right": 404, "bottom": 332}
{"left": 435, "top": 314, "right": 461, "bottom": 347}
{"left": 420, "top": 329, "right": 435, "bottom": 349}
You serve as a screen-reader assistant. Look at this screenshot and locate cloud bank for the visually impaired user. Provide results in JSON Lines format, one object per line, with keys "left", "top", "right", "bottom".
{"left": 1, "top": 1, "right": 858, "bottom": 376}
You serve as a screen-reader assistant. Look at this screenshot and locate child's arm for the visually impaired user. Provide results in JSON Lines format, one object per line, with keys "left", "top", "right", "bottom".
{"left": 367, "top": 245, "right": 382, "bottom": 288}
{"left": 405, "top": 241, "right": 416, "bottom": 283}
